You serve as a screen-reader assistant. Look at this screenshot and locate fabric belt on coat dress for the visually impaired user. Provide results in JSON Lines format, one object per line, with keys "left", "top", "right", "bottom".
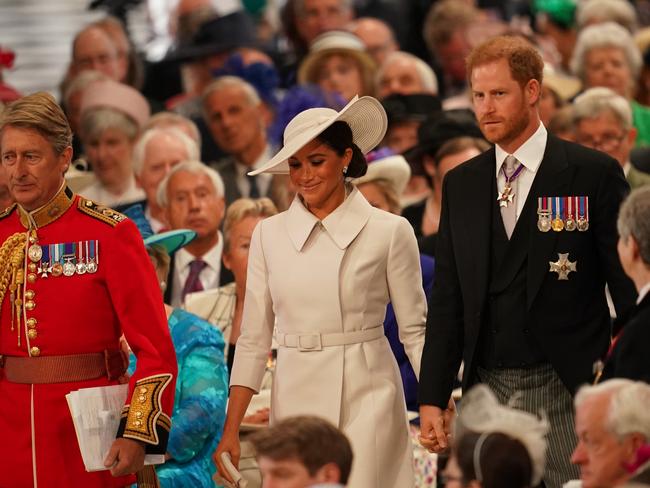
{"left": 0, "top": 349, "right": 128, "bottom": 384}
{"left": 275, "top": 325, "right": 384, "bottom": 351}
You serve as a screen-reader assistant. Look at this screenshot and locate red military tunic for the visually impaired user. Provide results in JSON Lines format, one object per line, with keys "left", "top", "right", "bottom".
{"left": 0, "top": 186, "right": 177, "bottom": 488}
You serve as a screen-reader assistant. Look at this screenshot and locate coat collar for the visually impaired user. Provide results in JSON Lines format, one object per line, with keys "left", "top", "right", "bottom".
{"left": 17, "top": 184, "right": 75, "bottom": 230}
{"left": 285, "top": 185, "right": 372, "bottom": 251}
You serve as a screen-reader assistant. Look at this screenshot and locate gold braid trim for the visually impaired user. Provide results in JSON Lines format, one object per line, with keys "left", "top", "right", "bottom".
{"left": 0, "top": 232, "right": 27, "bottom": 330}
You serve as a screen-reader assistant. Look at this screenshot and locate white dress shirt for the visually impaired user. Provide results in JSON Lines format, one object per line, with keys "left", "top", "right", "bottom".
{"left": 171, "top": 232, "right": 224, "bottom": 307}
{"left": 495, "top": 123, "right": 548, "bottom": 219}
{"left": 235, "top": 145, "right": 273, "bottom": 198}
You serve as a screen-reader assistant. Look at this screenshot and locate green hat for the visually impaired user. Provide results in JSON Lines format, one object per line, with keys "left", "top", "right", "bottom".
{"left": 534, "top": 0, "right": 577, "bottom": 29}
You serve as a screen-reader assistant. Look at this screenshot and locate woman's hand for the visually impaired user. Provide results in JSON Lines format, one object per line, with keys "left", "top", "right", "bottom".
{"left": 213, "top": 430, "right": 241, "bottom": 484}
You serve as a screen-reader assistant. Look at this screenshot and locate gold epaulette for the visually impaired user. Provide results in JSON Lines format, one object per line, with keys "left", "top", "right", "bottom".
{"left": 77, "top": 198, "right": 127, "bottom": 227}
{"left": 0, "top": 204, "right": 16, "bottom": 220}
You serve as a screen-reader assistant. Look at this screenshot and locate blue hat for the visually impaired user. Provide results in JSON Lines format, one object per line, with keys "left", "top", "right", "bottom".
{"left": 122, "top": 204, "right": 196, "bottom": 255}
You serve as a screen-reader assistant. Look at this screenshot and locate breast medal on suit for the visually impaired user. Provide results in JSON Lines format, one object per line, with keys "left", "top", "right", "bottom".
{"left": 420, "top": 134, "right": 636, "bottom": 406}
{"left": 230, "top": 186, "right": 427, "bottom": 488}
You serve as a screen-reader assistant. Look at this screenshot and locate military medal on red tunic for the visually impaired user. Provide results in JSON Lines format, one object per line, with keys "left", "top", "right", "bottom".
{"left": 497, "top": 161, "right": 525, "bottom": 208}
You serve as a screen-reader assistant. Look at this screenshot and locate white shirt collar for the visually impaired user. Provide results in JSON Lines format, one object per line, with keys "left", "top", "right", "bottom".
{"left": 623, "top": 161, "right": 631, "bottom": 177}
{"left": 495, "top": 122, "right": 548, "bottom": 176}
{"left": 637, "top": 281, "right": 650, "bottom": 304}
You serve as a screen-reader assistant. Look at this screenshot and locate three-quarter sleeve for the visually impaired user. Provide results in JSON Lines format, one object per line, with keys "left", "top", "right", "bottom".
{"left": 229, "top": 220, "right": 276, "bottom": 392}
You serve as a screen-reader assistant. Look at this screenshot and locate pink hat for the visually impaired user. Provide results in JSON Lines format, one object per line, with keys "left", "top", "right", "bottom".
{"left": 80, "top": 79, "right": 150, "bottom": 129}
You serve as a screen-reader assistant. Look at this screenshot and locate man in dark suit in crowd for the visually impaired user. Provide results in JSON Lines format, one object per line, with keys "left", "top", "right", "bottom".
{"left": 202, "top": 76, "right": 278, "bottom": 207}
{"left": 418, "top": 35, "right": 637, "bottom": 488}
{"left": 600, "top": 186, "right": 650, "bottom": 382}
{"left": 157, "top": 160, "right": 233, "bottom": 307}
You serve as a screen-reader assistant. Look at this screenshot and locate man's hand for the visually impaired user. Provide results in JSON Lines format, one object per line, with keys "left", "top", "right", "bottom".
{"left": 419, "top": 400, "right": 455, "bottom": 453}
{"left": 104, "top": 438, "right": 146, "bottom": 476}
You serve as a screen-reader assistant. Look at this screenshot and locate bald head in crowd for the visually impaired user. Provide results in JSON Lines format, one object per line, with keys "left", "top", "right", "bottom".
{"left": 350, "top": 17, "right": 398, "bottom": 66}
{"left": 294, "top": 0, "right": 354, "bottom": 45}
{"left": 71, "top": 25, "right": 127, "bottom": 82}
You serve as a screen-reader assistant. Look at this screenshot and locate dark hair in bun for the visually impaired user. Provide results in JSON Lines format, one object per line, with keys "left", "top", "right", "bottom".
{"left": 317, "top": 121, "right": 367, "bottom": 178}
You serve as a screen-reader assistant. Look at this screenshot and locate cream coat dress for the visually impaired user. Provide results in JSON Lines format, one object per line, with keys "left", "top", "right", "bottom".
{"left": 230, "top": 186, "right": 427, "bottom": 488}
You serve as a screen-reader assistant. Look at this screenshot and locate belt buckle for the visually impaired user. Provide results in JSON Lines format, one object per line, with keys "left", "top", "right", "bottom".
{"left": 297, "top": 334, "right": 322, "bottom": 352}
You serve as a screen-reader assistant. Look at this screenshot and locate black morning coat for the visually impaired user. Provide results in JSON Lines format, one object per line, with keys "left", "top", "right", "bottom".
{"left": 418, "top": 134, "right": 638, "bottom": 408}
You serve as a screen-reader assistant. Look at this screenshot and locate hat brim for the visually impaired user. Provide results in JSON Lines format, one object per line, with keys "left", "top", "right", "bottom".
{"left": 250, "top": 95, "right": 387, "bottom": 175}
{"left": 297, "top": 48, "right": 376, "bottom": 87}
{"left": 352, "top": 155, "right": 411, "bottom": 196}
{"left": 144, "top": 229, "right": 197, "bottom": 255}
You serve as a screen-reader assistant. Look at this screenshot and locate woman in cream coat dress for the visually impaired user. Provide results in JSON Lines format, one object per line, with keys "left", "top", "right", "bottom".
{"left": 215, "top": 96, "right": 427, "bottom": 488}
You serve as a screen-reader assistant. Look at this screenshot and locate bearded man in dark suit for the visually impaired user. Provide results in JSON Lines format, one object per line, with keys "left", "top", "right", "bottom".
{"left": 418, "top": 35, "right": 637, "bottom": 488}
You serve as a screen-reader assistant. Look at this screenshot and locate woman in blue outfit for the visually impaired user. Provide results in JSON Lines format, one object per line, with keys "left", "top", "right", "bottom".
{"left": 124, "top": 205, "right": 229, "bottom": 488}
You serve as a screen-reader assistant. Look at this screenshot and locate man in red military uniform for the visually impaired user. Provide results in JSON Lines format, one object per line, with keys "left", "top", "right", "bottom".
{"left": 0, "top": 92, "right": 177, "bottom": 487}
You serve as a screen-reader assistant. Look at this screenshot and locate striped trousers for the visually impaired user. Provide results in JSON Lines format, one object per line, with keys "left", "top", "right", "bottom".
{"left": 476, "top": 364, "right": 580, "bottom": 488}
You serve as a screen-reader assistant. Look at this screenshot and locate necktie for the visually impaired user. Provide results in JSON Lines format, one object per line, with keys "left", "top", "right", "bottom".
{"left": 500, "top": 155, "right": 520, "bottom": 239}
{"left": 248, "top": 174, "right": 260, "bottom": 199}
{"left": 181, "top": 259, "right": 207, "bottom": 302}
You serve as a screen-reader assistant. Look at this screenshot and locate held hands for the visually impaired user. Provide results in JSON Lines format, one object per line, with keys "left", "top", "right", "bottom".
{"left": 103, "top": 438, "right": 146, "bottom": 476}
{"left": 418, "top": 399, "right": 456, "bottom": 453}
{"left": 213, "top": 430, "right": 241, "bottom": 485}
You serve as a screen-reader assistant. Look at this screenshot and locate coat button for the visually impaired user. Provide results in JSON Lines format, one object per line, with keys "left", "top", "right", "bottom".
{"left": 26, "top": 318, "right": 37, "bottom": 328}
{"left": 28, "top": 263, "right": 37, "bottom": 272}
{"left": 30, "top": 346, "right": 40, "bottom": 357}
{"left": 25, "top": 301, "right": 35, "bottom": 311}
{"left": 27, "top": 329, "right": 37, "bottom": 339}
{"left": 27, "top": 273, "right": 37, "bottom": 283}
{"left": 25, "top": 290, "right": 35, "bottom": 300}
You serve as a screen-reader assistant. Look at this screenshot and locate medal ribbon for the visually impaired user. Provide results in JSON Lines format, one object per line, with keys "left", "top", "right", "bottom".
{"left": 501, "top": 159, "right": 525, "bottom": 184}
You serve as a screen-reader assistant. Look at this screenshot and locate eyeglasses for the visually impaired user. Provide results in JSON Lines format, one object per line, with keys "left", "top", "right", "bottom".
{"left": 577, "top": 132, "right": 627, "bottom": 152}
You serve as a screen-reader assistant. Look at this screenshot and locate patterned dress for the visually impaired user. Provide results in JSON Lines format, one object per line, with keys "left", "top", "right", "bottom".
{"left": 129, "top": 308, "right": 228, "bottom": 488}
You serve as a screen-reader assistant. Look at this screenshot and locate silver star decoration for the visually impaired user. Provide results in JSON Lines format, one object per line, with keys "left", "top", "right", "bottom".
{"left": 497, "top": 187, "right": 515, "bottom": 208}
{"left": 549, "top": 253, "right": 577, "bottom": 280}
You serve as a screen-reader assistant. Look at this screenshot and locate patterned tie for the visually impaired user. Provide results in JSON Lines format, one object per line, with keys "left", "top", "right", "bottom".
{"left": 500, "top": 155, "right": 519, "bottom": 239}
{"left": 248, "top": 174, "right": 260, "bottom": 199}
{"left": 181, "top": 259, "right": 207, "bottom": 302}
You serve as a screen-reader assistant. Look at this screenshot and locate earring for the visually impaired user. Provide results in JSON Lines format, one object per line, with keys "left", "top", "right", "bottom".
{"left": 342, "top": 166, "right": 348, "bottom": 175}
{"left": 160, "top": 280, "right": 167, "bottom": 292}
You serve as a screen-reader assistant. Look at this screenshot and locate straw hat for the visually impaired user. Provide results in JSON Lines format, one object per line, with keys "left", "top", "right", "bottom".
{"left": 298, "top": 31, "right": 376, "bottom": 89}
{"left": 80, "top": 79, "right": 150, "bottom": 130}
{"left": 353, "top": 152, "right": 411, "bottom": 197}
{"left": 249, "top": 95, "right": 387, "bottom": 175}
{"left": 543, "top": 65, "right": 581, "bottom": 101}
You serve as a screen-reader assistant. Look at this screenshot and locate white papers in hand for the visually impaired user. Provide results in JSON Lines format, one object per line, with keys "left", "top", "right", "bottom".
{"left": 66, "top": 383, "right": 165, "bottom": 472}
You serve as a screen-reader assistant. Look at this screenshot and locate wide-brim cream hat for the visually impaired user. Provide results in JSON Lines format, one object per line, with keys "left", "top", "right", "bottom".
{"left": 298, "top": 30, "right": 376, "bottom": 86}
{"left": 249, "top": 95, "right": 387, "bottom": 175}
{"left": 353, "top": 154, "right": 411, "bottom": 196}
